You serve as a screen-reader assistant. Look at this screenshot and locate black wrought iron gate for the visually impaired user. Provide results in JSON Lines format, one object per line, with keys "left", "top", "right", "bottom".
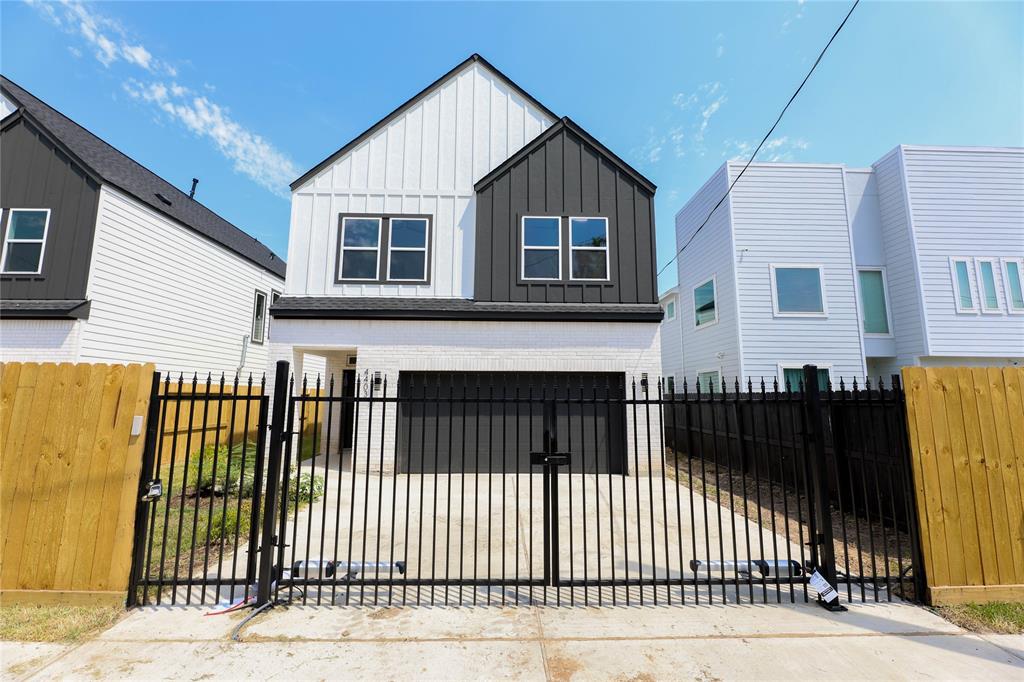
{"left": 129, "top": 363, "right": 924, "bottom": 608}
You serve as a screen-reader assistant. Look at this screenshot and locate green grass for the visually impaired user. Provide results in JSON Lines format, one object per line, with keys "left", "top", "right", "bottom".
{"left": 937, "top": 602, "right": 1024, "bottom": 634}
{"left": 0, "top": 605, "right": 124, "bottom": 643}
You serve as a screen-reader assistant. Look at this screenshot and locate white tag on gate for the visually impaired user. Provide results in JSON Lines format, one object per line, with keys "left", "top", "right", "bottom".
{"left": 809, "top": 569, "right": 839, "bottom": 603}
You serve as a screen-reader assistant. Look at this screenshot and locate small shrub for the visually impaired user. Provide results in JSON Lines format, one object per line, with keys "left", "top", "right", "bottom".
{"left": 186, "top": 441, "right": 258, "bottom": 497}
{"left": 291, "top": 469, "right": 325, "bottom": 506}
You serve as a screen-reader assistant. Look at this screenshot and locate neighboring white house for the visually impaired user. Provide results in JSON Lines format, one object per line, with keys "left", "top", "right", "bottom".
{"left": 673, "top": 145, "right": 1024, "bottom": 390}
{"left": 269, "top": 55, "right": 663, "bottom": 471}
{"left": 0, "top": 76, "right": 304, "bottom": 378}
{"left": 658, "top": 286, "right": 682, "bottom": 392}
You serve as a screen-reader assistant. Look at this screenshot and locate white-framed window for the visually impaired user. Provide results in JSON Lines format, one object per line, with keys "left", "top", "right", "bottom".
{"left": 693, "top": 276, "right": 718, "bottom": 328}
{"left": 1, "top": 208, "right": 50, "bottom": 274}
{"left": 949, "top": 257, "right": 976, "bottom": 313}
{"left": 665, "top": 300, "right": 676, "bottom": 321}
{"left": 696, "top": 369, "right": 721, "bottom": 393}
{"left": 770, "top": 264, "right": 827, "bottom": 316}
{"left": 339, "top": 216, "right": 382, "bottom": 281}
{"left": 975, "top": 257, "right": 1001, "bottom": 313}
{"left": 1002, "top": 257, "right": 1024, "bottom": 314}
{"left": 778, "top": 364, "right": 832, "bottom": 392}
{"left": 857, "top": 267, "right": 892, "bottom": 336}
{"left": 387, "top": 217, "right": 429, "bottom": 282}
{"left": 521, "top": 216, "right": 561, "bottom": 280}
{"left": 251, "top": 290, "right": 268, "bottom": 345}
{"left": 569, "top": 217, "right": 609, "bottom": 281}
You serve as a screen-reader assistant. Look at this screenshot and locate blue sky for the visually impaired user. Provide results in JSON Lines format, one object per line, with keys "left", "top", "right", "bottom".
{"left": 3, "top": 1, "right": 1021, "bottom": 293}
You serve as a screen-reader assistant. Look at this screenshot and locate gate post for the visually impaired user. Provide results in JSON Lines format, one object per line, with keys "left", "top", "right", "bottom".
{"left": 257, "top": 360, "right": 290, "bottom": 606}
{"left": 127, "top": 371, "right": 163, "bottom": 607}
{"left": 802, "top": 364, "right": 844, "bottom": 611}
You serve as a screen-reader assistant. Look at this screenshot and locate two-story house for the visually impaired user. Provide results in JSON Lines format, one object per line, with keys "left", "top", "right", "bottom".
{"left": 0, "top": 76, "right": 293, "bottom": 376}
{"left": 269, "top": 55, "right": 663, "bottom": 471}
{"left": 671, "top": 145, "right": 1024, "bottom": 390}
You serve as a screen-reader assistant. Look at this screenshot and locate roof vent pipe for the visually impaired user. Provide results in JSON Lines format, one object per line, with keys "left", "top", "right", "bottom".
{"left": 189, "top": 178, "right": 199, "bottom": 199}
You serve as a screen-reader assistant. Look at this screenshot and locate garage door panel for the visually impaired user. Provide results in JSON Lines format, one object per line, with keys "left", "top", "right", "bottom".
{"left": 397, "top": 372, "right": 626, "bottom": 474}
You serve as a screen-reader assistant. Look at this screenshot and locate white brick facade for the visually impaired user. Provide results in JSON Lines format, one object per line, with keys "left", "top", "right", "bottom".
{"left": 0, "top": 320, "right": 82, "bottom": 363}
{"left": 268, "top": 319, "right": 663, "bottom": 473}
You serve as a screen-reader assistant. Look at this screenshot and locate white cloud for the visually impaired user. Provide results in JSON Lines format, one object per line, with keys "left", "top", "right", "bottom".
{"left": 722, "top": 136, "right": 810, "bottom": 163}
{"left": 30, "top": 0, "right": 299, "bottom": 198}
{"left": 716, "top": 45, "right": 725, "bottom": 59}
{"left": 124, "top": 80, "right": 299, "bottom": 198}
{"left": 638, "top": 82, "right": 728, "bottom": 165}
{"left": 782, "top": 0, "right": 806, "bottom": 32}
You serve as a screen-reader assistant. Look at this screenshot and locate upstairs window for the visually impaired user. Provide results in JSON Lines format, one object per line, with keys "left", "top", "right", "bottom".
{"left": 858, "top": 268, "right": 891, "bottom": 335}
{"left": 1, "top": 209, "right": 50, "bottom": 274}
{"left": 693, "top": 277, "right": 717, "bottom": 327}
{"left": 950, "top": 258, "right": 975, "bottom": 312}
{"left": 251, "top": 290, "right": 267, "bottom": 345}
{"left": 665, "top": 300, "right": 676, "bottom": 320}
{"left": 771, "top": 265, "right": 826, "bottom": 316}
{"left": 387, "top": 218, "right": 429, "bottom": 282}
{"left": 1004, "top": 258, "right": 1024, "bottom": 313}
{"left": 976, "top": 258, "right": 1001, "bottom": 313}
{"left": 569, "top": 217, "right": 609, "bottom": 280}
{"left": 339, "top": 217, "right": 382, "bottom": 281}
{"left": 666, "top": 376, "right": 676, "bottom": 394}
{"left": 521, "top": 217, "right": 561, "bottom": 280}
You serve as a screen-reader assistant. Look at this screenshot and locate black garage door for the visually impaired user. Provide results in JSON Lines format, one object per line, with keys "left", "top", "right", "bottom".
{"left": 397, "top": 372, "right": 627, "bottom": 474}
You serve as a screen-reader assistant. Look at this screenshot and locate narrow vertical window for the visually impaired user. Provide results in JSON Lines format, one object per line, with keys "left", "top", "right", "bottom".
{"left": 387, "top": 218, "right": 429, "bottom": 282}
{"left": 976, "top": 258, "right": 1000, "bottom": 312}
{"left": 858, "top": 268, "right": 891, "bottom": 335}
{"left": 569, "top": 217, "right": 609, "bottom": 280}
{"left": 950, "top": 258, "right": 975, "bottom": 312}
{"left": 1, "top": 209, "right": 50, "bottom": 274}
{"left": 693, "top": 277, "right": 717, "bottom": 327}
{"left": 339, "top": 217, "right": 382, "bottom": 281}
{"left": 251, "top": 290, "right": 267, "bottom": 344}
{"left": 1004, "top": 259, "right": 1024, "bottom": 313}
{"left": 521, "top": 217, "right": 561, "bottom": 280}
{"left": 665, "top": 300, "right": 675, "bottom": 320}
{"left": 666, "top": 376, "right": 675, "bottom": 394}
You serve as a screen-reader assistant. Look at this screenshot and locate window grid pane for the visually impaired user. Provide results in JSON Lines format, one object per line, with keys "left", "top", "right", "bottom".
{"left": 389, "top": 250, "right": 427, "bottom": 280}
{"left": 954, "top": 260, "right": 973, "bottom": 309}
{"left": 571, "top": 250, "right": 607, "bottom": 279}
{"left": 858, "top": 270, "right": 889, "bottom": 334}
{"left": 775, "top": 267, "right": 824, "bottom": 313}
{"left": 523, "top": 218, "right": 560, "bottom": 247}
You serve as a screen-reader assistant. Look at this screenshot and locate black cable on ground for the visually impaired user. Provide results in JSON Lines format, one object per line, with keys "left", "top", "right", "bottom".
{"left": 230, "top": 601, "right": 274, "bottom": 642}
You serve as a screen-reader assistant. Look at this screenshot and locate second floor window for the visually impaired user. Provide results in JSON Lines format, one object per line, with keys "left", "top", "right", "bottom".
{"left": 337, "top": 215, "right": 432, "bottom": 283}
{"left": 771, "top": 265, "right": 826, "bottom": 316}
{"left": 387, "top": 218, "right": 429, "bottom": 282}
{"left": 339, "top": 217, "right": 382, "bottom": 281}
{"left": 1005, "top": 259, "right": 1024, "bottom": 313}
{"left": 976, "top": 258, "right": 1001, "bottom": 313}
{"left": 1, "top": 208, "right": 50, "bottom": 274}
{"left": 858, "top": 268, "right": 891, "bottom": 335}
{"left": 569, "top": 217, "right": 609, "bottom": 281}
{"left": 693, "top": 277, "right": 717, "bottom": 327}
{"left": 522, "top": 217, "right": 561, "bottom": 280}
{"left": 251, "top": 290, "right": 267, "bottom": 345}
{"left": 950, "top": 258, "right": 976, "bottom": 312}
{"left": 665, "top": 300, "right": 676, "bottom": 320}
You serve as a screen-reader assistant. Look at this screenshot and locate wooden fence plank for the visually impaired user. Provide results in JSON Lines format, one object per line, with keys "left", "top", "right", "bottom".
{"left": 936, "top": 367, "right": 982, "bottom": 586}
{"left": 956, "top": 367, "right": 999, "bottom": 584}
{"left": 0, "top": 363, "right": 22, "bottom": 457}
{"left": 1005, "top": 368, "right": 1024, "bottom": 511}
{"left": 986, "top": 367, "right": 1024, "bottom": 583}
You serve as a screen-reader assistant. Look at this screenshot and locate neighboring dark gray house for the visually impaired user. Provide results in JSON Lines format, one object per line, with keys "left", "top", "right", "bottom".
{"left": 0, "top": 75, "right": 288, "bottom": 375}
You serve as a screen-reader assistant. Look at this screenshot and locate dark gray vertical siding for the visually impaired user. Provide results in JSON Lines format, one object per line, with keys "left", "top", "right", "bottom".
{"left": 0, "top": 117, "right": 100, "bottom": 300}
{"left": 474, "top": 127, "right": 657, "bottom": 305}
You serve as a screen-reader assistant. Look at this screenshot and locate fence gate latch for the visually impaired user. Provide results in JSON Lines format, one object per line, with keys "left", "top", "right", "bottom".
{"left": 141, "top": 479, "right": 163, "bottom": 502}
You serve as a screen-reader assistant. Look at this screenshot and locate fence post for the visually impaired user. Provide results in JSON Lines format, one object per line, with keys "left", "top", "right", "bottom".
{"left": 126, "top": 371, "right": 162, "bottom": 607}
{"left": 893, "top": 372, "right": 928, "bottom": 602}
{"left": 802, "top": 364, "right": 845, "bottom": 611}
{"left": 257, "top": 360, "right": 290, "bottom": 606}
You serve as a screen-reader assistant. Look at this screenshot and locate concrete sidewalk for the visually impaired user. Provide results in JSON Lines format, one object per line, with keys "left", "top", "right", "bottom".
{"left": 3, "top": 601, "right": 1021, "bottom": 680}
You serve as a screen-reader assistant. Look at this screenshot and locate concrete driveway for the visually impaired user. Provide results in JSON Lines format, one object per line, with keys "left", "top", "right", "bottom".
{"left": 4, "top": 600, "right": 1022, "bottom": 680}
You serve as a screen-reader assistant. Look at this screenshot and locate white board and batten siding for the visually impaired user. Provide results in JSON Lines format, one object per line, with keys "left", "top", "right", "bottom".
{"left": 287, "top": 61, "right": 555, "bottom": 299}
{"left": 77, "top": 186, "right": 285, "bottom": 377}
{"left": 674, "top": 165, "right": 741, "bottom": 384}
{"left": 729, "top": 163, "right": 866, "bottom": 384}
{"left": 899, "top": 146, "right": 1024, "bottom": 359}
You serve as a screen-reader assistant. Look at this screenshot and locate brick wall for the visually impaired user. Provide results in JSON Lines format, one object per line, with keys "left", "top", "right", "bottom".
{"left": 0, "top": 320, "right": 81, "bottom": 363}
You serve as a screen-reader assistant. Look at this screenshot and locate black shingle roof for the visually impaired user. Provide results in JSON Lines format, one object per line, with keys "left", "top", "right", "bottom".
{"left": 0, "top": 299, "right": 90, "bottom": 319}
{"left": 271, "top": 296, "right": 663, "bottom": 322}
{"left": 1, "top": 76, "right": 286, "bottom": 278}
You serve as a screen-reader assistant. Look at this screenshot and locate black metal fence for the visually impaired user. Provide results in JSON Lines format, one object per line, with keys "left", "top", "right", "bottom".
{"left": 129, "top": 363, "right": 924, "bottom": 609}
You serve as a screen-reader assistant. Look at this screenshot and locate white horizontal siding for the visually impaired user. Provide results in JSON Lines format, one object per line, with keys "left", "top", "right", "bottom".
{"left": 658, "top": 290, "right": 683, "bottom": 386}
{"left": 288, "top": 62, "right": 555, "bottom": 299}
{"left": 872, "top": 148, "right": 926, "bottom": 367}
{"left": 902, "top": 146, "right": 1024, "bottom": 357}
{"left": 730, "top": 163, "right": 865, "bottom": 384}
{"left": 78, "top": 186, "right": 284, "bottom": 376}
{"left": 675, "top": 165, "right": 741, "bottom": 384}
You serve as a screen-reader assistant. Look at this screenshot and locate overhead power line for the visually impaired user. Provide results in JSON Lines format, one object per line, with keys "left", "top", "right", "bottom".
{"left": 657, "top": 0, "right": 861, "bottom": 279}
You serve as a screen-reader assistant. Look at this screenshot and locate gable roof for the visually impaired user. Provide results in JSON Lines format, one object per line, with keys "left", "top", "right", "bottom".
{"left": 1, "top": 76, "right": 286, "bottom": 278}
{"left": 473, "top": 117, "right": 657, "bottom": 195}
{"left": 290, "top": 54, "right": 560, "bottom": 191}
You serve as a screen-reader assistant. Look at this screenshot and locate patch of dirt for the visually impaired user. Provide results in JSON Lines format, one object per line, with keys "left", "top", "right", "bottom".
{"left": 546, "top": 653, "right": 583, "bottom": 682}
{"left": 367, "top": 608, "right": 401, "bottom": 620}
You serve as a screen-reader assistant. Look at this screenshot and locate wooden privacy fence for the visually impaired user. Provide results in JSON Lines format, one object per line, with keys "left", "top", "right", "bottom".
{"left": 903, "top": 366, "right": 1024, "bottom": 605}
{"left": 0, "top": 362, "right": 154, "bottom": 605}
